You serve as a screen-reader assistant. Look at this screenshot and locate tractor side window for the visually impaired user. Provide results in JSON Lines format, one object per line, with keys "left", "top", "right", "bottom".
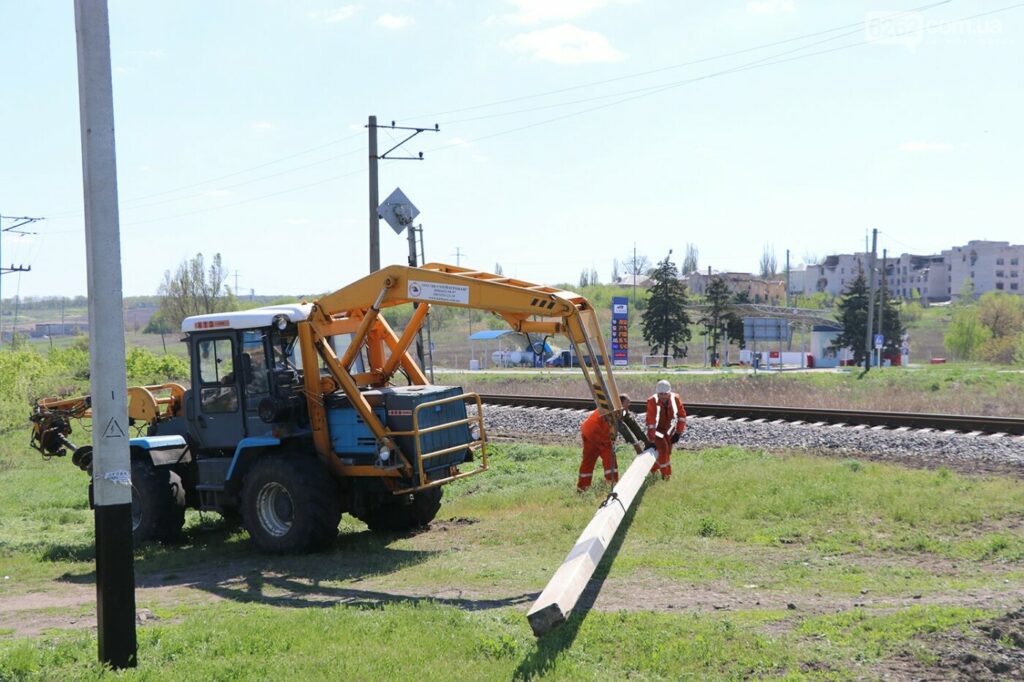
{"left": 241, "top": 330, "right": 270, "bottom": 410}
{"left": 198, "top": 337, "right": 238, "bottom": 413}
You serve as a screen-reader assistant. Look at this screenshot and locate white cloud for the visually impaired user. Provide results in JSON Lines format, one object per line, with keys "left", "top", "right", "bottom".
{"left": 324, "top": 5, "right": 360, "bottom": 23}
{"left": 376, "top": 13, "right": 414, "bottom": 29}
{"left": 251, "top": 121, "right": 275, "bottom": 132}
{"left": 899, "top": 141, "right": 955, "bottom": 152}
{"left": 491, "top": 0, "right": 637, "bottom": 26}
{"left": 501, "top": 24, "right": 625, "bottom": 64}
{"left": 286, "top": 218, "right": 309, "bottom": 225}
{"left": 747, "top": 0, "right": 795, "bottom": 14}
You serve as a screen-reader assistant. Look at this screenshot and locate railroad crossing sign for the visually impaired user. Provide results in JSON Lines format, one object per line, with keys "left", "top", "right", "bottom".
{"left": 378, "top": 187, "right": 419, "bottom": 235}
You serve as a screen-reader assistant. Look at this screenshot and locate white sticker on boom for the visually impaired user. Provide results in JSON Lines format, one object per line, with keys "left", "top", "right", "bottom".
{"left": 100, "top": 469, "right": 132, "bottom": 487}
{"left": 407, "top": 280, "right": 469, "bottom": 305}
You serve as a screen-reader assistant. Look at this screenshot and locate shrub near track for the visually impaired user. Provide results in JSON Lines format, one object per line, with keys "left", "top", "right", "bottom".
{"left": 2, "top": 438, "right": 1024, "bottom": 679}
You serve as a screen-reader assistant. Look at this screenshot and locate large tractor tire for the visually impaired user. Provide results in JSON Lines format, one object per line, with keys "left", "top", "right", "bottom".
{"left": 131, "top": 459, "right": 186, "bottom": 545}
{"left": 360, "top": 487, "right": 443, "bottom": 533}
{"left": 241, "top": 454, "right": 341, "bottom": 553}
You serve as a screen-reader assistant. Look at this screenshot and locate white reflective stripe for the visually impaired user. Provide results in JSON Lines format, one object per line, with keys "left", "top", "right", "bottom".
{"left": 659, "top": 463, "right": 670, "bottom": 469}
{"left": 579, "top": 473, "right": 593, "bottom": 478}
{"left": 607, "top": 468, "right": 618, "bottom": 474}
{"left": 654, "top": 431, "right": 665, "bottom": 438}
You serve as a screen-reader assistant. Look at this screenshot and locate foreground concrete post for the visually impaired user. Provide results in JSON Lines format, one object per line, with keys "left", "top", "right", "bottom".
{"left": 74, "top": 0, "right": 136, "bottom": 668}
{"left": 527, "top": 448, "right": 657, "bottom": 636}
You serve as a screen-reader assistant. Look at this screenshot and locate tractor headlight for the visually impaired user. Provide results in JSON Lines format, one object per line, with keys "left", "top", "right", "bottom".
{"left": 273, "top": 315, "right": 289, "bottom": 331}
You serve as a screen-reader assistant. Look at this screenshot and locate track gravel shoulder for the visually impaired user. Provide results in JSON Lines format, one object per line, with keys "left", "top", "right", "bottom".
{"left": 479, "top": 405, "right": 1024, "bottom": 478}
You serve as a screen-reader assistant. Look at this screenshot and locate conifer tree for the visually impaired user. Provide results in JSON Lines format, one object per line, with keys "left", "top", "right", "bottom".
{"left": 642, "top": 253, "right": 691, "bottom": 367}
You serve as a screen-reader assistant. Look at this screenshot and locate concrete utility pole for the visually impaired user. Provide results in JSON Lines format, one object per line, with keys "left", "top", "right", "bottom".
{"left": 785, "top": 249, "right": 791, "bottom": 308}
{"left": 0, "top": 215, "right": 39, "bottom": 347}
{"left": 368, "top": 115, "right": 380, "bottom": 273}
{"left": 878, "top": 248, "right": 887, "bottom": 367}
{"left": 74, "top": 0, "right": 136, "bottom": 668}
{"left": 367, "top": 117, "right": 438, "bottom": 274}
{"left": 864, "top": 228, "right": 878, "bottom": 374}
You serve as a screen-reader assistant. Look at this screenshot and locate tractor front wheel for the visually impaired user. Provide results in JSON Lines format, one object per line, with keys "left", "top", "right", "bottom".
{"left": 130, "top": 459, "right": 186, "bottom": 545}
{"left": 241, "top": 454, "right": 341, "bottom": 553}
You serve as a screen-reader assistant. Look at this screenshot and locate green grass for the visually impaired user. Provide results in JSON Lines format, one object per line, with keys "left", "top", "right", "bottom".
{"left": 2, "top": 433, "right": 1024, "bottom": 678}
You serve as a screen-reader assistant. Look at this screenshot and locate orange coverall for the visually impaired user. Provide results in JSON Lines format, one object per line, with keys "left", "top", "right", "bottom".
{"left": 577, "top": 409, "right": 619, "bottom": 490}
{"left": 645, "top": 392, "right": 686, "bottom": 479}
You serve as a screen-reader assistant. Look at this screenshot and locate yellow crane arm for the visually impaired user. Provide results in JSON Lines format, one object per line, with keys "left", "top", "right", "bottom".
{"left": 297, "top": 263, "right": 636, "bottom": 463}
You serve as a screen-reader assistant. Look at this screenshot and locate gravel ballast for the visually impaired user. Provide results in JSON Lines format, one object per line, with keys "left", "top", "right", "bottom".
{"left": 478, "top": 405, "right": 1024, "bottom": 476}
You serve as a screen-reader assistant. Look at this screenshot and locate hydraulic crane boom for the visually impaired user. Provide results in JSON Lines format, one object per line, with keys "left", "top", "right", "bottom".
{"left": 297, "top": 263, "right": 643, "bottom": 478}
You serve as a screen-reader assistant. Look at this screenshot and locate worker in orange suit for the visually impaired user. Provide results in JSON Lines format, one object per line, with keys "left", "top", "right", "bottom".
{"left": 577, "top": 394, "right": 631, "bottom": 492}
{"left": 646, "top": 379, "right": 686, "bottom": 480}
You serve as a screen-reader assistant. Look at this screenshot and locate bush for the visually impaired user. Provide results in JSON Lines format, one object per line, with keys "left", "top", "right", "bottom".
{"left": 978, "top": 335, "right": 1019, "bottom": 365}
{"left": 944, "top": 307, "right": 991, "bottom": 360}
{"left": 0, "top": 346, "right": 189, "bottom": 435}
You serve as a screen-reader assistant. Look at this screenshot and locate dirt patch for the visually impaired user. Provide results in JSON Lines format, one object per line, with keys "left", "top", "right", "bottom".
{"left": 873, "top": 608, "right": 1024, "bottom": 681}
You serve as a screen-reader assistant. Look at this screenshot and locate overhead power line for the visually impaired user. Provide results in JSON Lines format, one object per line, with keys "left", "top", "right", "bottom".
{"left": 35, "top": 1, "right": 1023, "bottom": 231}
{"left": 409, "top": 0, "right": 953, "bottom": 121}
{"left": 423, "top": 1, "right": 1024, "bottom": 154}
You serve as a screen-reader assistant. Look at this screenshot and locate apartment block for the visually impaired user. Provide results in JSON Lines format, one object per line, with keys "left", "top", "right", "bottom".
{"left": 942, "top": 241, "right": 1024, "bottom": 299}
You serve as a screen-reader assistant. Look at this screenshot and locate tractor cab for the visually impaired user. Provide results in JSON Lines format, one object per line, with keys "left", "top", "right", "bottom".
{"left": 181, "top": 305, "right": 362, "bottom": 452}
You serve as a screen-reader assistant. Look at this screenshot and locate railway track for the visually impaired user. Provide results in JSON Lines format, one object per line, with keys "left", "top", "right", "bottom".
{"left": 477, "top": 394, "right": 1024, "bottom": 437}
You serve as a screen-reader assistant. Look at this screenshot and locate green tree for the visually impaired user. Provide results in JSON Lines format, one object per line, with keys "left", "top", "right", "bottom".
{"left": 156, "top": 253, "right": 236, "bottom": 330}
{"left": 831, "top": 271, "right": 869, "bottom": 367}
{"left": 976, "top": 291, "right": 1024, "bottom": 339}
{"left": 681, "top": 243, "right": 699, "bottom": 275}
{"left": 1014, "top": 333, "right": 1024, "bottom": 366}
{"left": 699, "top": 276, "right": 735, "bottom": 365}
{"left": 727, "top": 290, "right": 747, "bottom": 350}
{"left": 641, "top": 253, "right": 691, "bottom": 367}
{"left": 944, "top": 307, "right": 991, "bottom": 360}
{"left": 878, "top": 294, "right": 906, "bottom": 358}
{"left": 956, "top": 277, "right": 976, "bottom": 304}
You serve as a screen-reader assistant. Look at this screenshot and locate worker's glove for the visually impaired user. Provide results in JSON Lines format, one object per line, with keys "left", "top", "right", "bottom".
{"left": 671, "top": 433, "right": 680, "bottom": 444}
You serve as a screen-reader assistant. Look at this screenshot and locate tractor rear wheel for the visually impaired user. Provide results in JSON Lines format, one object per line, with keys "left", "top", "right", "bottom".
{"left": 131, "top": 459, "right": 186, "bottom": 545}
{"left": 241, "top": 454, "right": 341, "bottom": 553}
{"left": 360, "top": 487, "right": 443, "bottom": 532}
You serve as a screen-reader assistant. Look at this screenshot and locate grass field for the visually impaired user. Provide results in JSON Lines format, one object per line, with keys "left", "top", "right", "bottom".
{"left": 2, "top": 430, "right": 1023, "bottom": 679}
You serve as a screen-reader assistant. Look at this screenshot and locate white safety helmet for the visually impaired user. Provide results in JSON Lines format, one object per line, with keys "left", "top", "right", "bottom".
{"left": 656, "top": 379, "right": 671, "bottom": 394}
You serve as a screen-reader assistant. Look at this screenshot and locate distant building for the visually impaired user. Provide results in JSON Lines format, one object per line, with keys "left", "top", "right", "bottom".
{"left": 684, "top": 271, "right": 785, "bottom": 303}
{"left": 884, "top": 254, "right": 948, "bottom": 303}
{"left": 803, "top": 253, "right": 869, "bottom": 297}
{"left": 786, "top": 267, "right": 806, "bottom": 299}
{"left": 942, "top": 240, "right": 1024, "bottom": 299}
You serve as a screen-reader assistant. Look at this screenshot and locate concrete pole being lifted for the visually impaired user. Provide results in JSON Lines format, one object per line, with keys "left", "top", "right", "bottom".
{"left": 74, "top": 0, "right": 136, "bottom": 668}
{"left": 527, "top": 446, "right": 657, "bottom": 637}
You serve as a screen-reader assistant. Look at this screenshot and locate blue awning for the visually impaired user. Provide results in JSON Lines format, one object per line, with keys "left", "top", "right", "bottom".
{"left": 468, "top": 330, "right": 519, "bottom": 340}
{"left": 467, "top": 329, "right": 553, "bottom": 353}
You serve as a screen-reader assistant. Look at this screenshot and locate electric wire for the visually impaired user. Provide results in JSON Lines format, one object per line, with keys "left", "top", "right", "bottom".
{"left": 35, "top": 1, "right": 1023, "bottom": 232}
{"left": 408, "top": 0, "right": 953, "bottom": 121}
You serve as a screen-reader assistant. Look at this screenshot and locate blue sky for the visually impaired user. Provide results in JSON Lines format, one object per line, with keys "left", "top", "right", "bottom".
{"left": 2, "top": 0, "right": 1021, "bottom": 298}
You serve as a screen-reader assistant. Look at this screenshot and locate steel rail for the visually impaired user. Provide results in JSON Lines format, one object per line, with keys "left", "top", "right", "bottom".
{"left": 477, "top": 394, "right": 1024, "bottom": 436}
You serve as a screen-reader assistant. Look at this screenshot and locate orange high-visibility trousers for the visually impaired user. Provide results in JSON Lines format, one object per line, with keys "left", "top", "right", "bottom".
{"left": 650, "top": 437, "right": 672, "bottom": 479}
{"left": 577, "top": 438, "right": 619, "bottom": 490}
